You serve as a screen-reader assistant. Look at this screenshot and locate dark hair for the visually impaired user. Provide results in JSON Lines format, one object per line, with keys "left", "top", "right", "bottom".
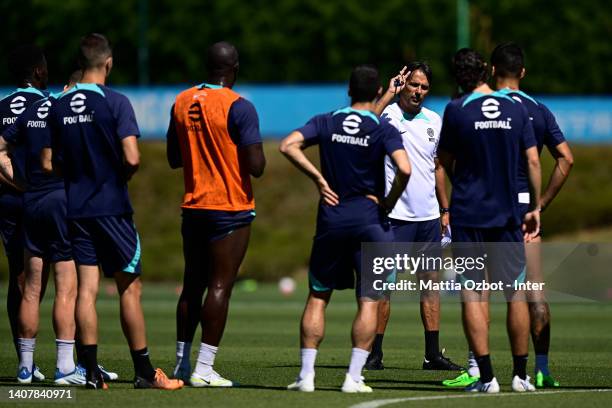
{"left": 491, "top": 42, "right": 524, "bottom": 78}
{"left": 349, "top": 64, "right": 381, "bottom": 104}
{"left": 78, "top": 33, "right": 112, "bottom": 69}
{"left": 7, "top": 44, "right": 46, "bottom": 84}
{"left": 452, "top": 48, "right": 488, "bottom": 93}
{"left": 67, "top": 70, "right": 83, "bottom": 86}
{"left": 406, "top": 61, "right": 432, "bottom": 85}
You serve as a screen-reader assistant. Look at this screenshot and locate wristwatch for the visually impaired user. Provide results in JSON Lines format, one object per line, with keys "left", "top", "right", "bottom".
{"left": 440, "top": 207, "right": 450, "bottom": 214}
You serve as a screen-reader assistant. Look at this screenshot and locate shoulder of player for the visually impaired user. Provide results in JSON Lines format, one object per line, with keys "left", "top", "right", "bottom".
{"left": 96, "top": 85, "right": 129, "bottom": 102}
{"left": 376, "top": 117, "right": 401, "bottom": 137}
{"left": 382, "top": 102, "right": 402, "bottom": 118}
{"left": 421, "top": 106, "right": 441, "bottom": 124}
{"left": 0, "top": 88, "right": 46, "bottom": 103}
{"left": 230, "top": 96, "right": 256, "bottom": 113}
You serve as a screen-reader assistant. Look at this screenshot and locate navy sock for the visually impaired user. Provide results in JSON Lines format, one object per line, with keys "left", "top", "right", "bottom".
{"left": 424, "top": 330, "right": 439, "bottom": 360}
{"left": 475, "top": 354, "right": 494, "bottom": 383}
{"left": 535, "top": 354, "right": 549, "bottom": 376}
{"left": 371, "top": 334, "right": 384, "bottom": 355}
{"left": 81, "top": 344, "right": 99, "bottom": 376}
{"left": 130, "top": 347, "right": 155, "bottom": 381}
{"left": 513, "top": 354, "right": 528, "bottom": 380}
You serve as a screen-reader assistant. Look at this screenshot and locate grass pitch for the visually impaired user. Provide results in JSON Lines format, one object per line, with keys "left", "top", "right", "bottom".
{"left": 0, "top": 283, "right": 611, "bottom": 407}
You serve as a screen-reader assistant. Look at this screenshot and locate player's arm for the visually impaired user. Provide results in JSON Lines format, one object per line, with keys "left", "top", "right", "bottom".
{"left": 373, "top": 66, "right": 409, "bottom": 116}
{"left": 0, "top": 136, "right": 15, "bottom": 181}
{"left": 381, "top": 149, "right": 411, "bottom": 211}
{"left": 437, "top": 150, "right": 454, "bottom": 180}
{"left": 523, "top": 146, "right": 542, "bottom": 240}
{"left": 230, "top": 98, "right": 266, "bottom": 178}
{"left": 122, "top": 136, "right": 140, "bottom": 180}
{"left": 239, "top": 143, "right": 265, "bottom": 178}
{"left": 166, "top": 105, "right": 182, "bottom": 169}
{"left": 279, "top": 131, "right": 339, "bottom": 206}
{"left": 435, "top": 157, "right": 450, "bottom": 229}
{"left": 0, "top": 133, "right": 25, "bottom": 191}
{"left": 41, "top": 147, "right": 54, "bottom": 174}
{"left": 541, "top": 142, "right": 573, "bottom": 211}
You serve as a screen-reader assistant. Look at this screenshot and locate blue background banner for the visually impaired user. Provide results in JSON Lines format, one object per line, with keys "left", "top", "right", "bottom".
{"left": 2, "top": 86, "right": 610, "bottom": 143}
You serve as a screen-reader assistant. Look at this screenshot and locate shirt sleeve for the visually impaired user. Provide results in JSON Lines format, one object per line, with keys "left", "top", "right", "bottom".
{"left": 228, "top": 98, "right": 262, "bottom": 148}
{"left": 1, "top": 114, "right": 23, "bottom": 145}
{"left": 437, "top": 102, "right": 458, "bottom": 154}
{"left": 113, "top": 93, "right": 141, "bottom": 139}
{"left": 520, "top": 105, "right": 537, "bottom": 150}
{"left": 383, "top": 125, "right": 404, "bottom": 155}
{"left": 295, "top": 114, "right": 323, "bottom": 147}
{"left": 166, "top": 104, "right": 182, "bottom": 167}
{"left": 541, "top": 104, "right": 566, "bottom": 149}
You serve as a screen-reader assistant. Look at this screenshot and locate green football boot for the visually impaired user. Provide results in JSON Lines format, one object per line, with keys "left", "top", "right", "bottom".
{"left": 535, "top": 371, "right": 560, "bottom": 388}
{"left": 442, "top": 371, "right": 480, "bottom": 387}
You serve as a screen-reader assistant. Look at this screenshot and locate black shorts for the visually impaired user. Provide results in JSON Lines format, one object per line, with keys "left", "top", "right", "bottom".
{"left": 309, "top": 223, "right": 394, "bottom": 299}
{"left": 70, "top": 215, "right": 141, "bottom": 278}
{"left": 452, "top": 225, "right": 526, "bottom": 292}
{"left": 23, "top": 189, "right": 72, "bottom": 263}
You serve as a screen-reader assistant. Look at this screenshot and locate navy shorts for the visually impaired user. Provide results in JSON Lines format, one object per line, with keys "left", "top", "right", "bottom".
{"left": 0, "top": 191, "right": 24, "bottom": 276}
{"left": 309, "top": 223, "right": 394, "bottom": 299}
{"left": 69, "top": 215, "right": 141, "bottom": 277}
{"left": 391, "top": 218, "right": 442, "bottom": 272}
{"left": 181, "top": 208, "right": 256, "bottom": 243}
{"left": 452, "top": 225, "right": 526, "bottom": 290}
{"left": 23, "top": 189, "right": 72, "bottom": 263}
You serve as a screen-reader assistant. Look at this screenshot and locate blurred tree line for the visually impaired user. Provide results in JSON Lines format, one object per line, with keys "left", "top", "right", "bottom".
{"left": 1, "top": 0, "right": 611, "bottom": 94}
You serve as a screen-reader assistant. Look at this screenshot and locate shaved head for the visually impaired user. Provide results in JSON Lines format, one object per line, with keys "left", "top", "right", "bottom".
{"left": 206, "top": 41, "right": 239, "bottom": 77}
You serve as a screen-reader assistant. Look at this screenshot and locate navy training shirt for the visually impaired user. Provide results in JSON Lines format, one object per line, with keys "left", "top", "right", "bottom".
{"left": 497, "top": 88, "right": 566, "bottom": 194}
{"left": 295, "top": 107, "right": 404, "bottom": 229}
{"left": 0, "top": 87, "right": 47, "bottom": 197}
{"left": 48, "top": 83, "right": 140, "bottom": 218}
{"left": 438, "top": 91, "right": 537, "bottom": 228}
{"left": 2, "top": 96, "right": 64, "bottom": 204}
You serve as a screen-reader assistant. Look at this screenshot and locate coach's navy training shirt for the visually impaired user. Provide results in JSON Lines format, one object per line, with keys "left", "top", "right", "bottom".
{"left": 497, "top": 88, "right": 566, "bottom": 194}
{"left": 2, "top": 96, "right": 64, "bottom": 203}
{"left": 0, "top": 87, "right": 47, "bottom": 196}
{"left": 295, "top": 107, "right": 404, "bottom": 229}
{"left": 49, "top": 83, "right": 140, "bottom": 218}
{"left": 438, "top": 91, "right": 536, "bottom": 228}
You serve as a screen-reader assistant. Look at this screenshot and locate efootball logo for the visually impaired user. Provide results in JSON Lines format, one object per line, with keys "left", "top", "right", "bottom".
{"left": 10, "top": 96, "right": 26, "bottom": 115}
{"left": 70, "top": 93, "right": 87, "bottom": 114}
{"left": 481, "top": 98, "right": 501, "bottom": 119}
{"left": 188, "top": 102, "right": 202, "bottom": 122}
{"left": 342, "top": 114, "right": 362, "bottom": 135}
{"left": 37, "top": 100, "right": 52, "bottom": 119}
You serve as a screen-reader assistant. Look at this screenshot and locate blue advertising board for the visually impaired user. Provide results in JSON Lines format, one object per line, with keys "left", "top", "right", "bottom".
{"left": 2, "top": 85, "right": 610, "bottom": 143}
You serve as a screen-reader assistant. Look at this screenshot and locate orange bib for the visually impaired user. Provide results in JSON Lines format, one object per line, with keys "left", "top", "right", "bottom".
{"left": 173, "top": 86, "right": 254, "bottom": 210}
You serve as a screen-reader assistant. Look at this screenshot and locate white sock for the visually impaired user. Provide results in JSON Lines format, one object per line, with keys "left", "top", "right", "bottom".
{"left": 347, "top": 348, "right": 369, "bottom": 382}
{"left": 467, "top": 350, "right": 480, "bottom": 377}
{"left": 194, "top": 343, "right": 217, "bottom": 377}
{"left": 56, "top": 339, "right": 76, "bottom": 374}
{"left": 176, "top": 341, "right": 192, "bottom": 368}
{"left": 299, "top": 348, "right": 317, "bottom": 379}
{"left": 18, "top": 338, "right": 36, "bottom": 371}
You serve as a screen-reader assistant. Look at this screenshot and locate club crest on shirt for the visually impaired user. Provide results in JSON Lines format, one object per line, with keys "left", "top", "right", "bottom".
{"left": 427, "top": 127, "right": 435, "bottom": 142}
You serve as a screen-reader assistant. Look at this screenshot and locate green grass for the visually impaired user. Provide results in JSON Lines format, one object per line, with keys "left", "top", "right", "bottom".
{"left": 1, "top": 142, "right": 611, "bottom": 282}
{"left": 0, "top": 283, "right": 611, "bottom": 407}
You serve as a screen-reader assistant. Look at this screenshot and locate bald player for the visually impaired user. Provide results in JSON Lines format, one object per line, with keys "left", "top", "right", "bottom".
{"left": 167, "top": 41, "right": 265, "bottom": 387}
